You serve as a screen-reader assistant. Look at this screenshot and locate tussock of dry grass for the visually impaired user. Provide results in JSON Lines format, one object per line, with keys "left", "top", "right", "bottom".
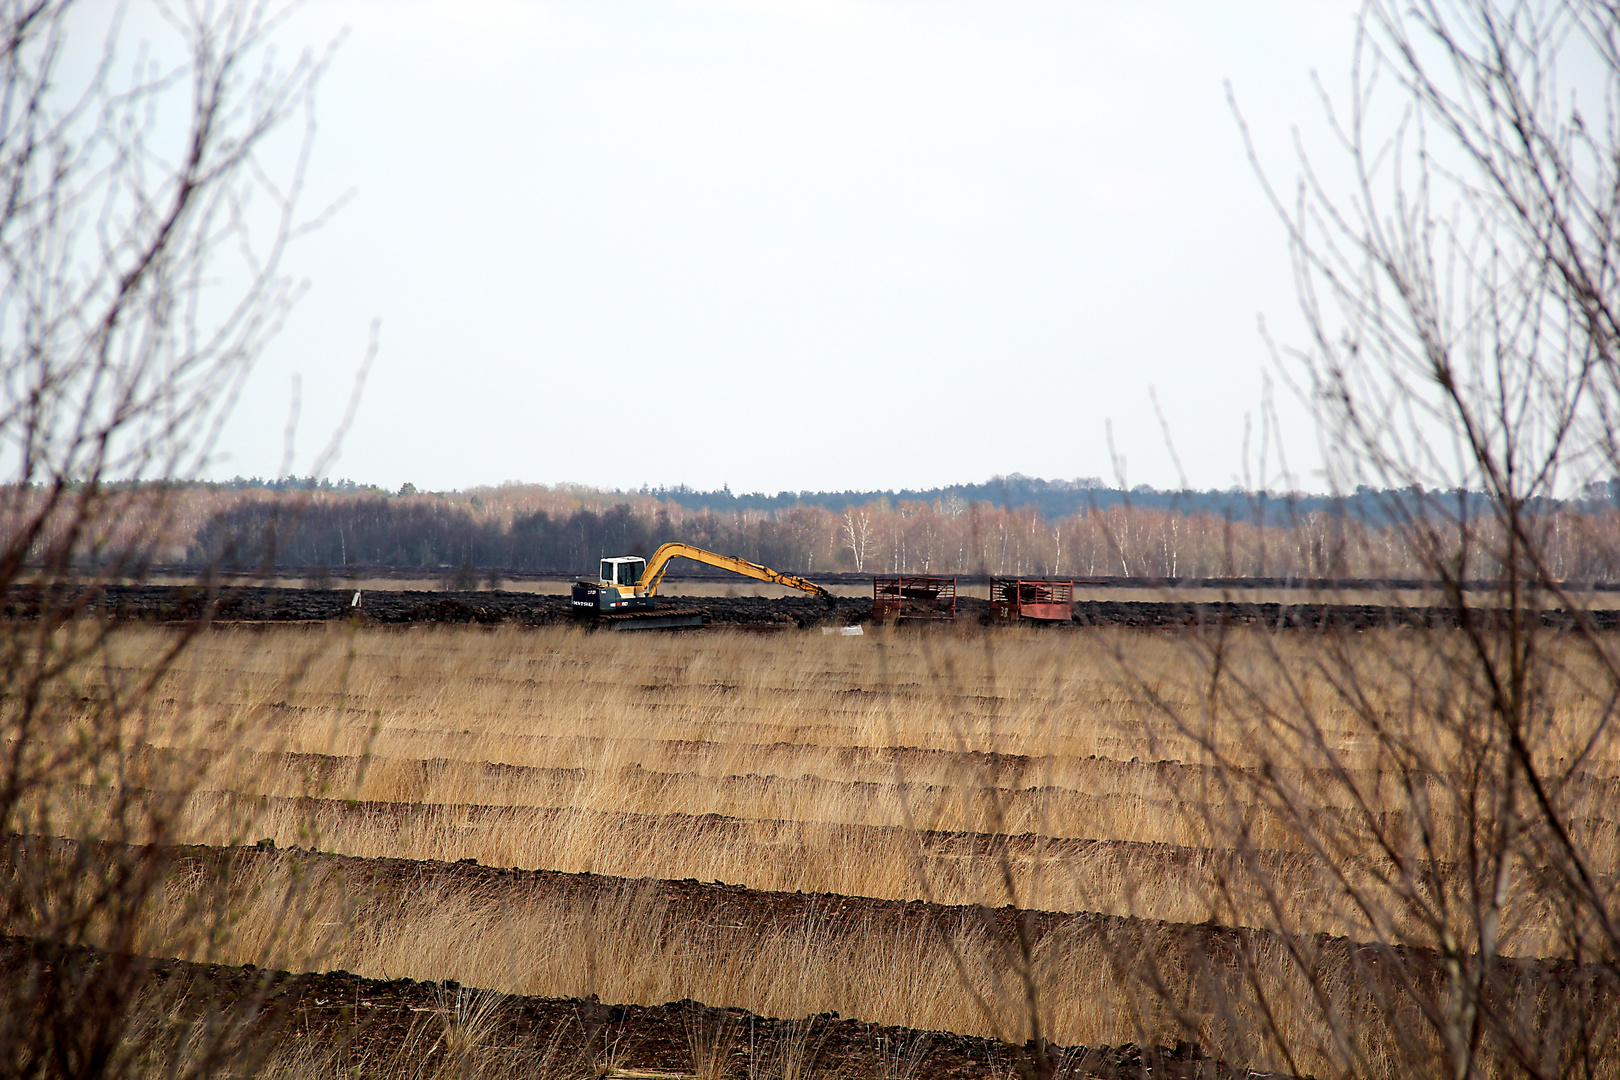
{"left": 115, "top": 849, "right": 1327, "bottom": 1063}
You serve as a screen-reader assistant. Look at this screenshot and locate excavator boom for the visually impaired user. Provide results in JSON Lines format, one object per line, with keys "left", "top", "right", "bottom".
{"left": 640, "top": 542, "right": 831, "bottom": 600}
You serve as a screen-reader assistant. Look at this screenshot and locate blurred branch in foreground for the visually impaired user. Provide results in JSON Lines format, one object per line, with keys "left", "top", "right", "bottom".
{"left": 0, "top": 2, "right": 347, "bottom": 1077}
{"left": 1110, "top": 2, "right": 1620, "bottom": 1076}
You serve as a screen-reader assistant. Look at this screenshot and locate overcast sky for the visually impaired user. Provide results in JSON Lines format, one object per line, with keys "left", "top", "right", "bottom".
{"left": 137, "top": 1, "right": 1368, "bottom": 494}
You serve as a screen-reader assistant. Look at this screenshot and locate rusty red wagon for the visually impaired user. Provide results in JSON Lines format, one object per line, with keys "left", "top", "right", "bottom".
{"left": 989, "top": 577, "right": 1075, "bottom": 622}
{"left": 872, "top": 575, "right": 957, "bottom": 623}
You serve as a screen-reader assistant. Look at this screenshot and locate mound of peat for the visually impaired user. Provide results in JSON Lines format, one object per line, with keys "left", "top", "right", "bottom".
{"left": 0, "top": 585, "right": 870, "bottom": 628}
{"left": 10, "top": 584, "right": 1620, "bottom": 631}
{"left": 1071, "top": 598, "right": 1620, "bottom": 630}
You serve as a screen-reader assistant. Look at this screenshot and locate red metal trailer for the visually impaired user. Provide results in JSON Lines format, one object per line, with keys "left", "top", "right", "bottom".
{"left": 872, "top": 575, "right": 957, "bottom": 622}
{"left": 989, "top": 577, "right": 1075, "bottom": 622}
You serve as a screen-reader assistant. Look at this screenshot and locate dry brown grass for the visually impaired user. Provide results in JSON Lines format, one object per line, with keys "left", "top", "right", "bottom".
{"left": 29, "top": 624, "right": 1620, "bottom": 936}
{"left": 15, "top": 621, "right": 1620, "bottom": 1075}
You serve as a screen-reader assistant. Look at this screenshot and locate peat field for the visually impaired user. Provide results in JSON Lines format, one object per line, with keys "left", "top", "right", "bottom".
{"left": 8, "top": 584, "right": 1620, "bottom": 631}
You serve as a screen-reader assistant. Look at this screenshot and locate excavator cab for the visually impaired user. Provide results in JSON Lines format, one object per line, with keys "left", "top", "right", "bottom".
{"left": 600, "top": 557, "right": 645, "bottom": 587}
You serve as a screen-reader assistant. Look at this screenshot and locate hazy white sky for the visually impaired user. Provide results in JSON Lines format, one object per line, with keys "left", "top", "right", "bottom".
{"left": 147, "top": 1, "right": 1367, "bottom": 493}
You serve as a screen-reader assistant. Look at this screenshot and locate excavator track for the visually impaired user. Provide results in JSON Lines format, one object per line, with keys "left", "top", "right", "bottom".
{"left": 581, "top": 607, "right": 707, "bottom": 631}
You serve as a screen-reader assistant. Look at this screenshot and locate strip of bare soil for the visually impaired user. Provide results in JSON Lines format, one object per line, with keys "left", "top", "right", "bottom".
{"left": 0, "top": 934, "right": 1231, "bottom": 1080}
{"left": 161, "top": 840, "right": 1292, "bottom": 948}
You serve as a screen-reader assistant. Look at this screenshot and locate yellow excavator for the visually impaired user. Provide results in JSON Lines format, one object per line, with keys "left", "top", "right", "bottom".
{"left": 571, "top": 542, "right": 830, "bottom": 627}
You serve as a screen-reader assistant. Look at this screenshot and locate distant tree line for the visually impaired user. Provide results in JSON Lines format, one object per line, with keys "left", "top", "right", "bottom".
{"left": 183, "top": 486, "right": 1620, "bottom": 582}
{"left": 645, "top": 473, "right": 1620, "bottom": 525}
{"left": 191, "top": 499, "right": 672, "bottom": 571}
{"left": 211, "top": 475, "right": 393, "bottom": 494}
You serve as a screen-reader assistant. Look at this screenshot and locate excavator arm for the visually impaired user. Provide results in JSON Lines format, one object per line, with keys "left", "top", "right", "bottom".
{"left": 639, "top": 542, "right": 832, "bottom": 600}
